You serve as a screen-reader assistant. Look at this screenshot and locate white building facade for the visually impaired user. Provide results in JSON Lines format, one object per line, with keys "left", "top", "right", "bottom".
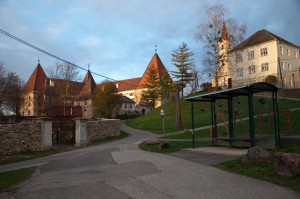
{"left": 216, "top": 29, "right": 300, "bottom": 88}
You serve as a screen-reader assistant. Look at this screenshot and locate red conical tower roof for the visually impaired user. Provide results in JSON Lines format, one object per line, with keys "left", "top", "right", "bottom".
{"left": 222, "top": 21, "right": 229, "bottom": 40}
{"left": 23, "top": 63, "right": 47, "bottom": 93}
{"left": 138, "top": 53, "right": 171, "bottom": 88}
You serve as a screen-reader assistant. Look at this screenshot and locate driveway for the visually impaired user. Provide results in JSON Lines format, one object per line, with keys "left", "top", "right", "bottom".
{"left": 0, "top": 121, "right": 299, "bottom": 199}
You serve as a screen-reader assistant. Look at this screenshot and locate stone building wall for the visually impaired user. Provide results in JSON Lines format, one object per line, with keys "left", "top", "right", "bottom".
{"left": 87, "top": 119, "right": 120, "bottom": 144}
{"left": 0, "top": 121, "right": 43, "bottom": 155}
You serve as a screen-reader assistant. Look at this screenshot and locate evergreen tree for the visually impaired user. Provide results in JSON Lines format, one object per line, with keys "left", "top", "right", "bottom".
{"left": 158, "top": 71, "right": 175, "bottom": 101}
{"left": 171, "top": 42, "right": 194, "bottom": 97}
{"left": 92, "top": 81, "right": 122, "bottom": 118}
{"left": 141, "top": 65, "right": 160, "bottom": 109}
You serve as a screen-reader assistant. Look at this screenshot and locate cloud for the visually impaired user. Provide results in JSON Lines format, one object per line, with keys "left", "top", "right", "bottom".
{"left": 82, "top": 37, "right": 102, "bottom": 48}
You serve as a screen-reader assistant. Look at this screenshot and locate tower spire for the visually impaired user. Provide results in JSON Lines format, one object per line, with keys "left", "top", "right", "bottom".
{"left": 222, "top": 20, "right": 229, "bottom": 40}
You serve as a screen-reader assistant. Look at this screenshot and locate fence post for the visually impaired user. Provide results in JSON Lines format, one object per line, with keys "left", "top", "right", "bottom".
{"left": 75, "top": 119, "right": 87, "bottom": 147}
{"left": 40, "top": 117, "right": 52, "bottom": 150}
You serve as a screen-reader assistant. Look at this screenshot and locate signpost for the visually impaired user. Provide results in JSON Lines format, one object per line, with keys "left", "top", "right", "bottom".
{"left": 160, "top": 109, "right": 165, "bottom": 133}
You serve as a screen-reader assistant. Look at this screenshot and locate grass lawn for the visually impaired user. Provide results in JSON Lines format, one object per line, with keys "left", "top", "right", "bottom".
{"left": 139, "top": 141, "right": 212, "bottom": 153}
{"left": 217, "top": 143, "right": 300, "bottom": 193}
{"left": 126, "top": 95, "right": 300, "bottom": 134}
{"left": 0, "top": 131, "right": 128, "bottom": 166}
{"left": 0, "top": 167, "right": 36, "bottom": 192}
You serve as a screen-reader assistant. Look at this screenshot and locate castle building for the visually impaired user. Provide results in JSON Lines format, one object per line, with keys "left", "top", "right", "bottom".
{"left": 21, "top": 53, "right": 173, "bottom": 118}
{"left": 214, "top": 23, "right": 300, "bottom": 88}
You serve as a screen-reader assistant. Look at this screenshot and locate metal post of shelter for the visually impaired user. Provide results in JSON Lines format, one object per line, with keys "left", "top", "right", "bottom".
{"left": 248, "top": 92, "right": 255, "bottom": 147}
{"left": 213, "top": 100, "right": 217, "bottom": 145}
{"left": 272, "top": 92, "right": 278, "bottom": 148}
{"left": 228, "top": 97, "right": 234, "bottom": 147}
{"left": 191, "top": 102, "right": 195, "bottom": 148}
{"left": 275, "top": 91, "right": 280, "bottom": 148}
{"left": 210, "top": 101, "right": 214, "bottom": 146}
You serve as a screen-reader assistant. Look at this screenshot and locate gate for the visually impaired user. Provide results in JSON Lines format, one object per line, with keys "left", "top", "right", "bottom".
{"left": 52, "top": 118, "right": 75, "bottom": 145}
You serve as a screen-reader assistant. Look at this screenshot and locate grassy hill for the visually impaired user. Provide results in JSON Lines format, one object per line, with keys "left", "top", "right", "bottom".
{"left": 126, "top": 94, "right": 300, "bottom": 134}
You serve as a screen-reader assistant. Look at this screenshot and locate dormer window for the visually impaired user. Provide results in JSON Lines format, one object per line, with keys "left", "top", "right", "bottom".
{"left": 116, "top": 83, "right": 119, "bottom": 88}
{"left": 50, "top": 79, "right": 55, "bottom": 86}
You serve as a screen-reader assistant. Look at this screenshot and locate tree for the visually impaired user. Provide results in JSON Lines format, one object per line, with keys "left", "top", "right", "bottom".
{"left": 200, "top": 82, "right": 212, "bottom": 92}
{"left": 0, "top": 62, "right": 24, "bottom": 118}
{"left": 196, "top": 5, "right": 246, "bottom": 89}
{"left": 3, "top": 72, "right": 24, "bottom": 117}
{"left": 92, "top": 81, "right": 121, "bottom": 118}
{"left": 141, "top": 65, "right": 160, "bottom": 109}
{"left": 47, "top": 61, "right": 81, "bottom": 115}
{"left": 171, "top": 42, "right": 195, "bottom": 97}
{"left": 265, "top": 75, "right": 278, "bottom": 85}
{"left": 159, "top": 71, "right": 176, "bottom": 101}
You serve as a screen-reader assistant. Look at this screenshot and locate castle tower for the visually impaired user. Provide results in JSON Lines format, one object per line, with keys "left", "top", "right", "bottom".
{"left": 216, "top": 21, "right": 232, "bottom": 88}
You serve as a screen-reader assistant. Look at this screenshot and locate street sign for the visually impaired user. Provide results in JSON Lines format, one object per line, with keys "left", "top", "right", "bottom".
{"left": 161, "top": 115, "right": 164, "bottom": 119}
{"left": 160, "top": 109, "right": 164, "bottom": 116}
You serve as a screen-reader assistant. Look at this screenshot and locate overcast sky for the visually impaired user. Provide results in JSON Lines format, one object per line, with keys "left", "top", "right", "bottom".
{"left": 0, "top": 0, "right": 300, "bottom": 84}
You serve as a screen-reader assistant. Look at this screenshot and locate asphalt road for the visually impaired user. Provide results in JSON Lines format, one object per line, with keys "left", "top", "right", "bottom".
{"left": 0, "top": 121, "right": 299, "bottom": 199}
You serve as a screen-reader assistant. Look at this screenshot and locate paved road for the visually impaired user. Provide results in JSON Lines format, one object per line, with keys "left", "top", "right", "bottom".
{"left": 0, "top": 121, "right": 299, "bottom": 199}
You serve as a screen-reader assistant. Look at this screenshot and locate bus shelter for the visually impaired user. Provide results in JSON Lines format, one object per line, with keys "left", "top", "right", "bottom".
{"left": 186, "top": 82, "right": 280, "bottom": 149}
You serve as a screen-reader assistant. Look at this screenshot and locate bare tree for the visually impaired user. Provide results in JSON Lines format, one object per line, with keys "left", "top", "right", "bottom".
{"left": 196, "top": 5, "right": 246, "bottom": 89}
{"left": 0, "top": 62, "right": 6, "bottom": 115}
{"left": 4, "top": 72, "right": 24, "bottom": 116}
{"left": 47, "top": 61, "right": 81, "bottom": 116}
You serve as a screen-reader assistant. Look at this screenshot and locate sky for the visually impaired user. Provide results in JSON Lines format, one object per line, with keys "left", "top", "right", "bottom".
{"left": 0, "top": 0, "right": 300, "bottom": 84}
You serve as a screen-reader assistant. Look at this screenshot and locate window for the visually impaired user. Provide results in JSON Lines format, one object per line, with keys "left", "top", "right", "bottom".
{"left": 261, "top": 79, "right": 265, "bottom": 82}
{"left": 249, "top": 80, "right": 257, "bottom": 84}
{"left": 28, "top": 110, "right": 30, "bottom": 116}
{"left": 130, "top": 104, "right": 132, "bottom": 109}
{"left": 295, "top": 51, "right": 298, "bottom": 59}
{"left": 236, "top": 54, "right": 242, "bottom": 62}
{"left": 261, "top": 63, "right": 269, "bottom": 72}
{"left": 283, "top": 77, "right": 286, "bottom": 86}
{"left": 237, "top": 68, "right": 243, "bottom": 76}
{"left": 77, "top": 102, "right": 80, "bottom": 106}
{"left": 288, "top": 63, "right": 291, "bottom": 72}
{"left": 260, "top": 48, "right": 268, "bottom": 56}
{"left": 281, "top": 62, "right": 285, "bottom": 71}
{"left": 289, "top": 79, "right": 293, "bottom": 87}
{"left": 50, "top": 79, "right": 55, "bottom": 86}
{"left": 125, "top": 104, "right": 127, "bottom": 109}
{"left": 84, "top": 109, "right": 86, "bottom": 112}
{"left": 85, "top": 101, "right": 87, "bottom": 105}
{"left": 249, "top": 65, "right": 255, "bottom": 74}
{"left": 221, "top": 45, "right": 224, "bottom": 49}
{"left": 28, "top": 103, "right": 30, "bottom": 107}
{"left": 280, "top": 47, "right": 283, "bottom": 55}
{"left": 28, "top": 96, "right": 31, "bottom": 100}
{"left": 287, "top": 49, "right": 290, "bottom": 57}
{"left": 248, "top": 51, "right": 254, "bottom": 60}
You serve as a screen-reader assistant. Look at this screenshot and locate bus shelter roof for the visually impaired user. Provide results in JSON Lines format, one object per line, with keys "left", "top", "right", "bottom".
{"left": 186, "top": 82, "right": 278, "bottom": 102}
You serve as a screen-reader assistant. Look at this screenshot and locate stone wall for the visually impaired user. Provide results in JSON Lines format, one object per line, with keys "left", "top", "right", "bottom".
{"left": 87, "top": 119, "right": 120, "bottom": 144}
{"left": 0, "top": 121, "right": 43, "bottom": 155}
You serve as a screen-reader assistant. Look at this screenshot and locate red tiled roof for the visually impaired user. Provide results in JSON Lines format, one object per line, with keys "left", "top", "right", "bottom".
{"left": 138, "top": 53, "right": 172, "bottom": 88}
{"left": 113, "top": 77, "right": 142, "bottom": 92}
{"left": 230, "top": 29, "right": 300, "bottom": 53}
{"left": 45, "top": 78, "right": 85, "bottom": 97}
{"left": 77, "top": 70, "right": 97, "bottom": 100}
{"left": 222, "top": 21, "right": 228, "bottom": 40}
{"left": 49, "top": 106, "right": 82, "bottom": 117}
{"left": 121, "top": 95, "right": 135, "bottom": 103}
{"left": 23, "top": 63, "right": 47, "bottom": 93}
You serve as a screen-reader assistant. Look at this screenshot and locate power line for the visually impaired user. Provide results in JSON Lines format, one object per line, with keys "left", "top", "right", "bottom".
{"left": 0, "top": 28, "right": 140, "bottom": 87}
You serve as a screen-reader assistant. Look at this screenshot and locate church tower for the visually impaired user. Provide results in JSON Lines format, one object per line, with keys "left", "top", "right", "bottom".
{"left": 216, "top": 21, "right": 232, "bottom": 88}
